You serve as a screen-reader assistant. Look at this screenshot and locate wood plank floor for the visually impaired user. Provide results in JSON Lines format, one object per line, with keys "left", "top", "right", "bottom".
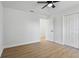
{"left": 1, "top": 39, "right": 79, "bottom": 58}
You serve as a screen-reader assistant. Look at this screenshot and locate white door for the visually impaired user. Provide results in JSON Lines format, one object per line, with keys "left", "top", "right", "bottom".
{"left": 63, "top": 13, "right": 79, "bottom": 48}
{"left": 47, "top": 19, "right": 54, "bottom": 41}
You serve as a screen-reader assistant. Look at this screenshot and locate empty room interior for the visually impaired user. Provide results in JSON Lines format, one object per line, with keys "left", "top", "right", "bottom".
{"left": 0, "top": 1, "right": 79, "bottom": 58}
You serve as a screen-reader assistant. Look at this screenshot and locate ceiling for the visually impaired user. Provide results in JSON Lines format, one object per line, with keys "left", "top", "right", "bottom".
{"left": 2, "top": 1, "right": 79, "bottom": 16}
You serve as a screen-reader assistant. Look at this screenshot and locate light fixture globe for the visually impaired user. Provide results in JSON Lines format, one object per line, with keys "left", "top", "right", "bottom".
{"left": 48, "top": 3, "right": 52, "bottom": 7}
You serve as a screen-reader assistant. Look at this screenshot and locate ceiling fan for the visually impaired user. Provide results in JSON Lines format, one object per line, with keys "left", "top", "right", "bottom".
{"left": 37, "top": 1, "right": 60, "bottom": 9}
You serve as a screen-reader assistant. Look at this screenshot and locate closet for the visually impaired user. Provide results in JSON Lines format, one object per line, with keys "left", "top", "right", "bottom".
{"left": 63, "top": 13, "right": 79, "bottom": 48}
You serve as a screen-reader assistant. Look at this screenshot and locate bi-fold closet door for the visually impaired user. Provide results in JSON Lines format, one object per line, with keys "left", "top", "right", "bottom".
{"left": 63, "top": 13, "right": 79, "bottom": 48}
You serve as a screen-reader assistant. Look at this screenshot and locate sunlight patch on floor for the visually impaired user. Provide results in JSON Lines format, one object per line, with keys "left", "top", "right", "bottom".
{"left": 40, "top": 35, "right": 48, "bottom": 47}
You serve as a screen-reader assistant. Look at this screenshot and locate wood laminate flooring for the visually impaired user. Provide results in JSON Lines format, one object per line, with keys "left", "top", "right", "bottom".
{"left": 1, "top": 38, "right": 79, "bottom": 58}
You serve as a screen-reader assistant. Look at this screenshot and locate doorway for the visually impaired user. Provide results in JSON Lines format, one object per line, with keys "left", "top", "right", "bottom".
{"left": 40, "top": 18, "right": 54, "bottom": 43}
{"left": 40, "top": 19, "right": 49, "bottom": 42}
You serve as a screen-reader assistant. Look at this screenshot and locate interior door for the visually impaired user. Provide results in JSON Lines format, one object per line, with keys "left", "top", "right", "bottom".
{"left": 47, "top": 19, "right": 54, "bottom": 41}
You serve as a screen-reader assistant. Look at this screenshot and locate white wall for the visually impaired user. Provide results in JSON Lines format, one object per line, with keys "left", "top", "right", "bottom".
{"left": 54, "top": 16, "right": 63, "bottom": 44}
{"left": 0, "top": 2, "right": 3, "bottom": 57}
{"left": 4, "top": 8, "right": 40, "bottom": 48}
{"left": 47, "top": 15, "right": 63, "bottom": 44}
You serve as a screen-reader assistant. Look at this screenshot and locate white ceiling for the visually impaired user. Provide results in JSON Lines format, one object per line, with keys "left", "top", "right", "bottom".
{"left": 2, "top": 1, "right": 79, "bottom": 16}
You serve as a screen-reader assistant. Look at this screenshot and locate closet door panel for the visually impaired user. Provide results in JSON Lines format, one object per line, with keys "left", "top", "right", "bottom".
{"left": 69, "top": 14, "right": 75, "bottom": 47}
{"left": 64, "top": 15, "right": 71, "bottom": 46}
{"left": 65, "top": 16, "right": 71, "bottom": 46}
{"left": 64, "top": 13, "right": 79, "bottom": 48}
{"left": 74, "top": 14, "right": 79, "bottom": 48}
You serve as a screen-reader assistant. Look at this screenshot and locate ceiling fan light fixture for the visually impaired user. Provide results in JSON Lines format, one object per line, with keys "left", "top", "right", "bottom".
{"left": 37, "top": 1, "right": 60, "bottom": 9}
{"left": 48, "top": 3, "right": 52, "bottom": 7}
{"left": 52, "top": 4, "right": 55, "bottom": 8}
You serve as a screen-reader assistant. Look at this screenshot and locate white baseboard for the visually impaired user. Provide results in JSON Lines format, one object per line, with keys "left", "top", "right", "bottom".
{"left": 4, "top": 40, "right": 40, "bottom": 48}
{"left": 55, "top": 41, "right": 63, "bottom": 45}
{"left": 47, "top": 40, "right": 53, "bottom": 42}
{"left": 48, "top": 40, "right": 63, "bottom": 45}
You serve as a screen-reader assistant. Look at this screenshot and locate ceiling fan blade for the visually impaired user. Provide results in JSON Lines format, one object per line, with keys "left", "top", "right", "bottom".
{"left": 42, "top": 3, "right": 49, "bottom": 9}
{"left": 47, "top": 1, "right": 52, "bottom": 3}
{"left": 53, "top": 1, "right": 60, "bottom": 3}
{"left": 37, "top": 1, "right": 47, "bottom": 3}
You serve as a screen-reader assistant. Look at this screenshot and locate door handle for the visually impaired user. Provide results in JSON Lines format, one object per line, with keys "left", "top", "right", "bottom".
{"left": 51, "top": 30, "right": 53, "bottom": 32}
